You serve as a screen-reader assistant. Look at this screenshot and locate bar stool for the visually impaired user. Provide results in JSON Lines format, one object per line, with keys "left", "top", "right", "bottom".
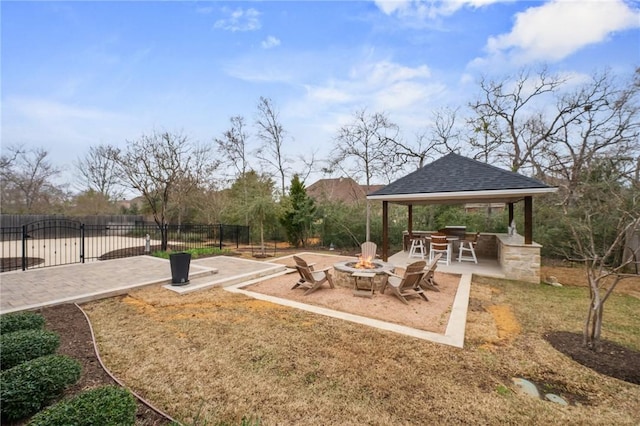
{"left": 458, "top": 232, "right": 479, "bottom": 263}
{"left": 408, "top": 237, "right": 426, "bottom": 259}
{"left": 429, "top": 233, "right": 451, "bottom": 265}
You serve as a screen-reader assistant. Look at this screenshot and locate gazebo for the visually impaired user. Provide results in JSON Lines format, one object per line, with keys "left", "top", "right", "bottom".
{"left": 367, "top": 153, "right": 557, "bottom": 283}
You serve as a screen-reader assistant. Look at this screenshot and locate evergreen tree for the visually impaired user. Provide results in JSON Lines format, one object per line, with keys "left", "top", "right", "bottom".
{"left": 280, "top": 175, "right": 316, "bottom": 248}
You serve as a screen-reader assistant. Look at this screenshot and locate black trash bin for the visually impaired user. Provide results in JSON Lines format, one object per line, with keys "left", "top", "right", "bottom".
{"left": 169, "top": 252, "right": 191, "bottom": 285}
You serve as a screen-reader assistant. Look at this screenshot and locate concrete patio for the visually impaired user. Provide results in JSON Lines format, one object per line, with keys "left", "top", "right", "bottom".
{"left": 388, "top": 249, "right": 505, "bottom": 279}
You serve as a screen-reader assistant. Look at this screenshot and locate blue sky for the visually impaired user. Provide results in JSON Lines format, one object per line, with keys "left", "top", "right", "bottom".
{"left": 2, "top": 0, "right": 639, "bottom": 192}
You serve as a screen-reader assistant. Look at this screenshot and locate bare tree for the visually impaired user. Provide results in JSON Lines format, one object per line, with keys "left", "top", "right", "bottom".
{"left": 71, "top": 189, "right": 117, "bottom": 215}
{"left": 331, "top": 109, "right": 399, "bottom": 240}
{"left": 391, "top": 107, "right": 460, "bottom": 170}
{"left": 166, "top": 175, "right": 200, "bottom": 228}
{"left": 540, "top": 68, "right": 640, "bottom": 203}
{"left": 0, "top": 144, "right": 65, "bottom": 213}
{"left": 295, "top": 147, "right": 321, "bottom": 184}
{"left": 467, "top": 115, "right": 504, "bottom": 164}
{"left": 191, "top": 183, "right": 228, "bottom": 225}
{"left": 557, "top": 157, "right": 639, "bottom": 351}
{"left": 215, "top": 115, "right": 251, "bottom": 181}
{"left": 110, "top": 131, "right": 216, "bottom": 250}
{"left": 469, "top": 66, "right": 580, "bottom": 173}
{"left": 74, "top": 144, "right": 124, "bottom": 201}
{"left": 255, "top": 97, "right": 290, "bottom": 196}
{"left": 215, "top": 116, "right": 252, "bottom": 226}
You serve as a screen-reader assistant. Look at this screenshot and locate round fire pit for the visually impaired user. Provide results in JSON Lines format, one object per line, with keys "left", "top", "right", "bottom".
{"left": 332, "top": 259, "right": 395, "bottom": 289}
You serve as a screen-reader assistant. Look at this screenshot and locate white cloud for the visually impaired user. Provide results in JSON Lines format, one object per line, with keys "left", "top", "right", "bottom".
{"left": 2, "top": 97, "right": 133, "bottom": 180}
{"left": 224, "top": 61, "right": 294, "bottom": 83}
{"left": 373, "top": 0, "right": 507, "bottom": 19}
{"left": 361, "top": 61, "right": 431, "bottom": 85}
{"left": 299, "top": 59, "right": 444, "bottom": 117}
{"left": 214, "top": 7, "right": 261, "bottom": 32}
{"left": 8, "top": 97, "right": 121, "bottom": 122}
{"left": 261, "top": 36, "right": 281, "bottom": 49}
{"left": 196, "top": 6, "right": 213, "bottom": 15}
{"left": 485, "top": 0, "right": 640, "bottom": 64}
{"left": 375, "top": 81, "right": 437, "bottom": 109}
{"left": 304, "top": 85, "right": 353, "bottom": 103}
{"left": 374, "top": 0, "right": 412, "bottom": 15}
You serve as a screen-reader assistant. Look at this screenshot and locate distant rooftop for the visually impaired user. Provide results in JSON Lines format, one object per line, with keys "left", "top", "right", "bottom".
{"left": 307, "top": 177, "right": 384, "bottom": 204}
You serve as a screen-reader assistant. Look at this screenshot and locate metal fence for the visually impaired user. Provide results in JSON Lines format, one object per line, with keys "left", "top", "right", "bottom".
{"left": 0, "top": 219, "right": 249, "bottom": 272}
{"left": 0, "top": 214, "right": 145, "bottom": 228}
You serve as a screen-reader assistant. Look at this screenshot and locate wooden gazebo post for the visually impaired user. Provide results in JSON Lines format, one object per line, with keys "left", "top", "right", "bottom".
{"left": 382, "top": 201, "right": 389, "bottom": 261}
{"left": 524, "top": 196, "right": 532, "bottom": 244}
{"left": 508, "top": 203, "right": 514, "bottom": 226}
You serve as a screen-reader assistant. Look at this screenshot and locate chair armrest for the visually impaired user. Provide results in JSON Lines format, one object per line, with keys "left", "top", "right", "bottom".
{"left": 317, "top": 266, "right": 332, "bottom": 273}
{"left": 384, "top": 270, "right": 402, "bottom": 279}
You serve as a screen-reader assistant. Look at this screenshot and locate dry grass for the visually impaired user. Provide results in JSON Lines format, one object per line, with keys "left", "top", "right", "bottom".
{"left": 541, "top": 263, "right": 640, "bottom": 299}
{"left": 82, "top": 261, "right": 640, "bottom": 425}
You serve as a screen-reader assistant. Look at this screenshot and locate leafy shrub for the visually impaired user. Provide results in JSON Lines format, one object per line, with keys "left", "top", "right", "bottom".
{"left": 0, "top": 311, "right": 45, "bottom": 335}
{"left": 1, "top": 354, "right": 81, "bottom": 421}
{"left": 152, "top": 247, "right": 233, "bottom": 259}
{"left": 1, "top": 329, "right": 60, "bottom": 370}
{"left": 28, "top": 385, "right": 137, "bottom": 426}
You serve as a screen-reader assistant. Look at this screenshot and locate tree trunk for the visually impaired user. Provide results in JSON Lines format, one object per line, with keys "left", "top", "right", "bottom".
{"left": 584, "top": 272, "right": 604, "bottom": 351}
{"left": 160, "top": 223, "right": 168, "bottom": 251}
{"left": 366, "top": 199, "right": 371, "bottom": 242}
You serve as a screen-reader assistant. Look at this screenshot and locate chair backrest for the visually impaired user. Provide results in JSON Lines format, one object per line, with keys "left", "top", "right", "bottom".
{"left": 360, "top": 241, "right": 377, "bottom": 259}
{"left": 431, "top": 233, "right": 449, "bottom": 250}
{"left": 293, "top": 256, "right": 314, "bottom": 282}
{"left": 400, "top": 260, "right": 426, "bottom": 290}
{"left": 467, "top": 232, "right": 479, "bottom": 244}
{"left": 421, "top": 254, "right": 441, "bottom": 288}
{"left": 425, "top": 253, "right": 442, "bottom": 272}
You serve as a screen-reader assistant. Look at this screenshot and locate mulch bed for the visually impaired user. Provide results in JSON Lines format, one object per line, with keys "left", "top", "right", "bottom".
{"left": 33, "top": 304, "right": 171, "bottom": 426}
{"left": 544, "top": 331, "right": 640, "bottom": 385}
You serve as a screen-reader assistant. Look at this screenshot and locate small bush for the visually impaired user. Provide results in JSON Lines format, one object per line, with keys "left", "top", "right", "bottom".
{"left": 152, "top": 247, "right": 233, "bottom": 259}
{"left": 1, "top": 354, "right": 82, "bottom": 422}
{"left": 0, "top": 311, "right": 45, "bottom": 334}
{"left": 28, "top": 385, "right": 137, "bottom": 426}
{"left": 1, "top": 329, "right": 60, "bottom": 370}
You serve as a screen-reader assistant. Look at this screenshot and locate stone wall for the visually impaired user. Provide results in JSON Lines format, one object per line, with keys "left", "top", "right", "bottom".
{"left": 475, "top": 234, "right": 498, "bottom": 259}
{"left": 401, "top": 232, "right": 542, "bottom": 284}
{"left": 496, "top": 234, "right": 541, "bottom": 284}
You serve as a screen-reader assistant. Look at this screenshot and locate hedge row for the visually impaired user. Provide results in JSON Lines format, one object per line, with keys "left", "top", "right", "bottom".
{"left": 0, "top": 310, "right": 140, "bottom": 425}
{"left": 0, "top": 311, "right": 45, "bottom": 334}
{"left": 1, "top": 354, "right": 82, "bottom": 421}
{"left": 28, "top": 385, "right": 137, "bottom": 426}
{"left": 1, "top": 329, "right": 60, "bottom": 370}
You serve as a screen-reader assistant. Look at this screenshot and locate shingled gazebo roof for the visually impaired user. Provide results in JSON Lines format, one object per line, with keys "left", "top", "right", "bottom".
{"left": 368, "top": 153, "right": 556, "bottom": 205}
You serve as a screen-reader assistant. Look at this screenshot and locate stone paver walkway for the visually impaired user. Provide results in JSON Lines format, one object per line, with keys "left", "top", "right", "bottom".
{"left": 0, "top": 255, "right": 286, "bottom": 314}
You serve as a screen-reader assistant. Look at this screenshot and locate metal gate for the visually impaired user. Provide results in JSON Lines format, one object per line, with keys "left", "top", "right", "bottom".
{"left": 22, "top": 219, "right": 84, "bottom": 270}
{"left": 1, "top": 219, "right": 250, "bottom": 272}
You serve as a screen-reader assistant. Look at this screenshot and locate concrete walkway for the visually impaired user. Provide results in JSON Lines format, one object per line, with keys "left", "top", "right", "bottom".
{"left": 0, "top": 255, "right": 285, "bottom": 314}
